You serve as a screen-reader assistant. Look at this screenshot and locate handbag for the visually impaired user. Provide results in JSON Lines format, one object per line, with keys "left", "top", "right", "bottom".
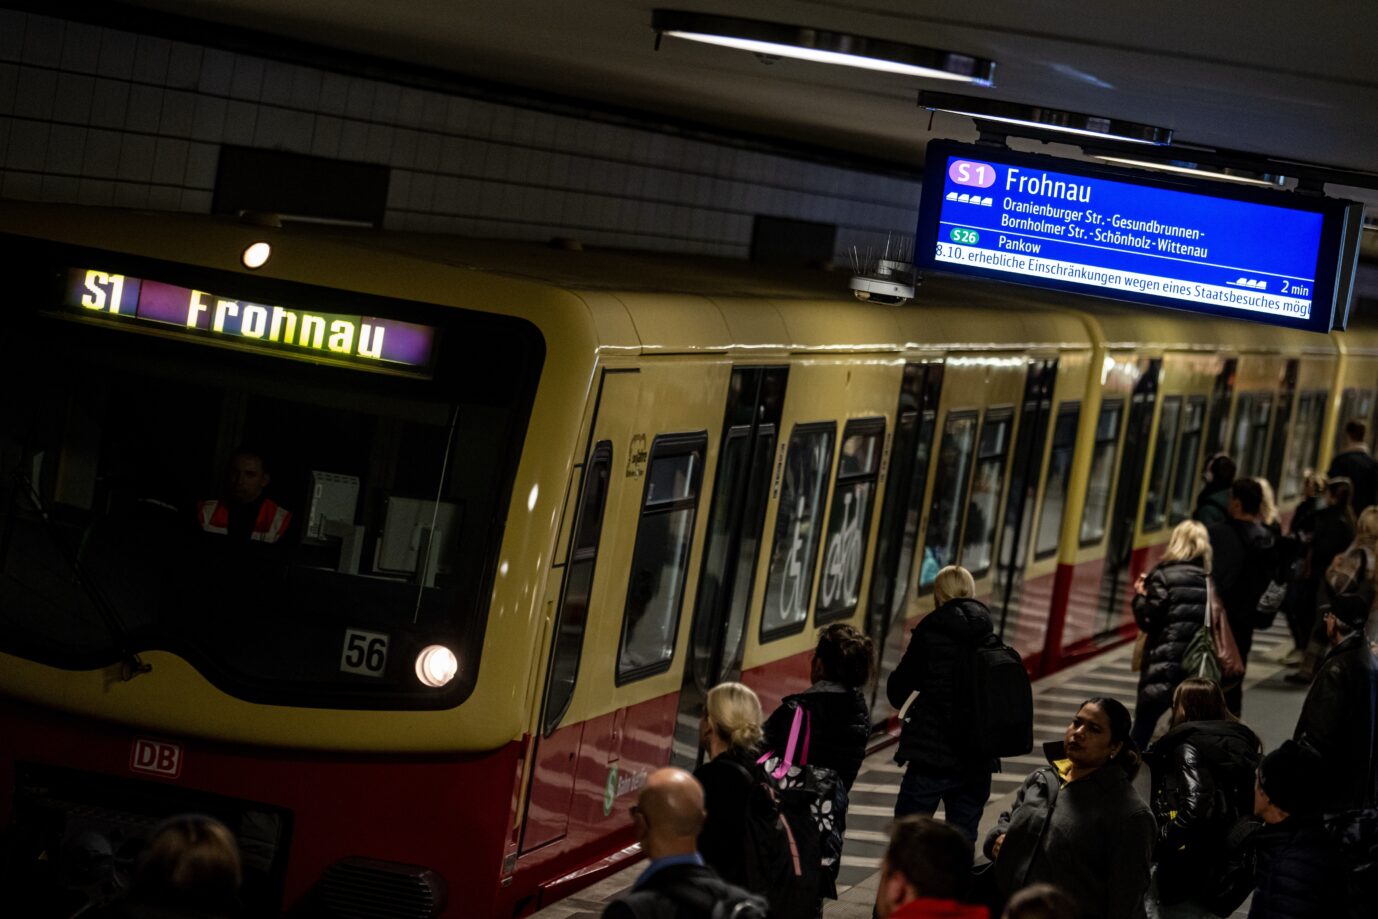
{"left": 1182, "top": 576, "right": 1245, "bottom": 687}
{"left": 758, "top": 705, "right": 848, "bottom": 899}
{"left": 1131, "top": 631, "right": 1148, "bottom": 673}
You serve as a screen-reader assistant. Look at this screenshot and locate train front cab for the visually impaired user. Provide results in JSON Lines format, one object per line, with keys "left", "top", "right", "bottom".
{"left": 0, "top": 205, "right": 610, "bottom": 919}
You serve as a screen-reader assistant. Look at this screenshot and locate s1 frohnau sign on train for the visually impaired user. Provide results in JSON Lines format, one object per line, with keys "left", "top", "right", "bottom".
{"left": 915, "top": 141, "right": 1364, "bottom": 333}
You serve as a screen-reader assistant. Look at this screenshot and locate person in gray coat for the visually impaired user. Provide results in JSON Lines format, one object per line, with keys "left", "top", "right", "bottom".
{"left": 984, "top": 697, "right": 1156, "bottom": 919}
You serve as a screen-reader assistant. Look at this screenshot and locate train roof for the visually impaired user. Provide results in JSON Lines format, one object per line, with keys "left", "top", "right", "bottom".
{"left": 3, "top": 201, "right": 1373, "bottom": 358}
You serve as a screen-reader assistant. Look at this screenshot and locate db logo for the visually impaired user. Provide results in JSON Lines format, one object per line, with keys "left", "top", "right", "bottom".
{"left": 130, "top": 738, "right": 184, "bottom": 779}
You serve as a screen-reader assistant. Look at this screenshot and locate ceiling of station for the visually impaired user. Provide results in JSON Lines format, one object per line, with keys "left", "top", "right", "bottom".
{"left": 121, "top": 1, "right": 1378, "bottom": 194}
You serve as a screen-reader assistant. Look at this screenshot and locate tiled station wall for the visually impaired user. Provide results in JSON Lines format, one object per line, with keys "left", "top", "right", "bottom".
{"left": 0, "top": 10, "right": 921, "bottom": 259}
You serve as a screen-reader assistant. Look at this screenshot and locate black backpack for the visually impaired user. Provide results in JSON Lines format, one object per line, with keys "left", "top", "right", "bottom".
{"left": 617, "top": 872, "right": 770, "bottom": 919}
{"left": 723, "top": 759, "right": 821, "bottom": 919}
{"left": 954, "top": 633, "right": 1034, "bottom": 759}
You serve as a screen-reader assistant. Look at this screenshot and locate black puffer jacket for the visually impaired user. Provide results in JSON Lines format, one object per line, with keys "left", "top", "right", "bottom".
{"left": 1294, "top": 633, "right": 1378, "bottom": 811}
{"left": 888, "top": 597, "right": 995, "bottom": 773}
{"left": 1133, "top": 559, "right": 1207, "bottom": 711}
{"left": 762, "top": 683, "right": 870, "bottom": 790}
{"left": 1145, "top": 719, "right": 1261, "bottom": 904}
{"left": 1248, "top": 816, "right": 1346, "bottom": 919}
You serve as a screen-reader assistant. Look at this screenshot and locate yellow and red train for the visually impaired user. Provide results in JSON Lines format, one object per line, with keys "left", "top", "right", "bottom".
{"left": 0, "top": 202, "right": 1371, "bottom": 916}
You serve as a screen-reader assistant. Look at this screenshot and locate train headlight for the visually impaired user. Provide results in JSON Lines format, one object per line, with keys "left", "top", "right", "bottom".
{"left": 241, "top": 242, "right": 272, "bottom": 269}
{"left": 415, "top": 645, "right": 458, "bottom": 688}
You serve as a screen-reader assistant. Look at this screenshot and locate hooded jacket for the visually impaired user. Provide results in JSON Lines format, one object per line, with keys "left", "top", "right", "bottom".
{"left": 1145, "top": 719, "right": 1261, "bottom": 903}
{"left": 1132, "top": 559, "right": 1208, "bottom": 712}
{"left": 887, "top": 597, "right": 995, "bottom": 773}
{"left": 1193, "top": 483, "right": 1232, "bottom": 528}
{"left": 1294, "top": 632, "right": 1378, "bottom": 811}
{"left": 762, "top": 682, "right": 870, "bottom": 791}
{"left": 982, "top": 742, "right": 1155, "bottom": 919}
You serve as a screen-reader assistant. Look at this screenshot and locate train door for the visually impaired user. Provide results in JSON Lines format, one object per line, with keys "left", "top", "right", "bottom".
{"left": 1266, "top": 360, "right": 1300, "bottom": 489}
{"left": 991, "top": 359, "right": 1057, "bottom": 639}
{"left": 521, "top": 369, "right": 638, "bottom": 853}
{"left": 1097, "top": 358, "right": 1161, "bottom": 632}
{"left": 1205, "top": 358, "right": 1237, "bottom": 456}
{"left": 865, "top": 362, "right": 943, "bottom": 724}
{"left": 671, "top": 367, "right": 787, "bottom": 768}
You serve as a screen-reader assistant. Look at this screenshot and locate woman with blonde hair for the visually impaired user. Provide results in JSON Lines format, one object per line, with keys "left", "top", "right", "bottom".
{"left": 694, "top": 681, "right": 765, "bottom": 890}
{"left": 1321, "top": 504, "right": 1378, "bottom": 640}
{"left": 1130, "top": 520, "right": 1211, "bottom": 749}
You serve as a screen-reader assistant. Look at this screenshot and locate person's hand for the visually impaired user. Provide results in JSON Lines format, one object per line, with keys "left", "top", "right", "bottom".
{"left": 992, "top": 834, "right": 1006, "bottom": 859}
{"left": 1133, "top": 573, "right": 1148, "bottom": 596}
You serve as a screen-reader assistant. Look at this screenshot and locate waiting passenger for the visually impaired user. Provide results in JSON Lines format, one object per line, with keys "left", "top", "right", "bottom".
{"left": 1206, "top": 477, "right": 1277, "bottom": 714}
{"left": 693, "top": 682, "right": 766, "bottom": 893}
{"left": 1130, "top": 520, "right": 1212, "bottom": 749}
{"left": 984, "top": 698, "right": 1155, "bottom": 919}
{"left": 601, "top": 767, "right": 765, "bottom": 919}
{"left": 1144, "top": 678, "right": 1261, "bottom": 918}
{"left": 888, "top": 565, "right": 998, "bottom": 843}
{"left": 87, "top": 814, "right": 242, "bottom": 918}
{"left": 1327, "top": 419, "right": 1378, "bottom": 514}
{"left": 874, "top": 815, "right": 986, "bottom": 919}
{"left": 1280, "top": 471, "right": 1325, "bottom": 659}
{"left": 1293, "top": 558, "right": 1378, "bottom": 811}
{"left": 1292, "top": 476, "right": 1357, "bottom": 683}
{"left": 1248, "top": 740, "right": 1344, "bottom": 919}
{"left": 1001, "top": 884, "right": 1079, "bottom": 919}
{"left": 762, "top": 623, "right": 873, "bottom": 901}
{"left": 196, "top": 449, "right": 291, "bottom": 543}
{"left": 1192, "top": 454, "right": 1236, "bottom": 528}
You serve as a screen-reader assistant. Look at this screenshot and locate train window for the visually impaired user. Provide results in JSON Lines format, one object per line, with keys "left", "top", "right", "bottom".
{"left": 960, "top": 409, "right": 1013, "bottom": 578}
{"left": 1231, "top": 393, "right": 1272, "bottom": 477}
{"left": 542, "top": 442, "right": 612, "bottom": 735}
{"left": 1282, "top": 392, "right": 1328, "bottom": 500}
{"left": 816, "top": 419, "right": 884, "bottom": 623}
{"left": 919, "top": 411, "right": 978, "bottom": 591}
{"left": 0, "top": 280, "right": 541, "bottom": 709}
{"left": 617, "top": 434, "right": 707, "bottom": 683}
{"left": 1168, "top": 398, "right": 1206, "bottom": 523}
{"left": 1034, "top": 404, "right": 1081, "bottom": 559}
{"left": 1079, "top": 401, "right": 1123, "bottom": 545}
{"left": 1143, "top": 397, "right": 1182, "bottom": 532}
{"left": 761, "top": 424, "right": 835, "bottom": 640}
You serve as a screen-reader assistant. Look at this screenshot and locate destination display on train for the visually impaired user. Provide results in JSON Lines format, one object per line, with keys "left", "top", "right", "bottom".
{"left": 915, "top": 141, "right": 1362, "bottom": 332}
{"left": 59, "top": 268, "right": 437, "bottom": 375}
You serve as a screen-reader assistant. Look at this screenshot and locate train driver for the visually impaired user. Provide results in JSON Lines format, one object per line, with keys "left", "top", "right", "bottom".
{"left": 197, "top": 448, "right": 292, "bottom": 544}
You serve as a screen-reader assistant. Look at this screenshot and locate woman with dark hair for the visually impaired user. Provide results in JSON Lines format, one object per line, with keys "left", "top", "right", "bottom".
{"left": 984, "top": 698, "right": 1155, "bottom": 919}
{"left": 1144, "top": 678, "right": 1261, "bottom": 918}
{"left": 762, "top": 623, "right": 874, "bottom": 904}
{"left": 762, "top": 622, "right": 874, "bottom": 790}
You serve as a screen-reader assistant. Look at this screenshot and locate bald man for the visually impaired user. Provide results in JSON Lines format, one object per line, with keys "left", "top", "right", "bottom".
{"left": 602, "top": 767, "right": 765, "bottom": 919}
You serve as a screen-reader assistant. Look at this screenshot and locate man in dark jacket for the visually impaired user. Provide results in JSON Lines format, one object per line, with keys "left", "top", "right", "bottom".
{"left": 1327, "top": 420, "right": 1378, "bottom": 514}
{"left": 888, "top": 565, "right": 996, "bottom": 842}
{"left": 603, "top": 767, "right": 765, "bottom": 919}
{"left": 1249, "top": 741, "right": 1345, "bottom": 919}
{"left": 1293, "top": 599, "right": 1378, "bottom": 811}
{"left": 1208, "top": 478, "right": 1278, "bottom": 714}
{"left": 1193, "top": 453, "right": 1236, "bottom": 527}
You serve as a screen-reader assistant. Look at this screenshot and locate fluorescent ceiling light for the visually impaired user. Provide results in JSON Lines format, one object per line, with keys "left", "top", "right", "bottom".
{"left": 1094, "top": 156, "right": 1287, "bottom": 187}
{"left": 920, "top": 91, "right": 1172, "bottom": 146}
{"left": 652, "top": 11, "right": 996, "bottom": 85}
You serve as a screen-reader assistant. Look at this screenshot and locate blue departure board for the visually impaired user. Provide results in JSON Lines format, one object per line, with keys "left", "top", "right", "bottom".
{"left": 915, "top": 141, "right": 1363, "bottom": 332}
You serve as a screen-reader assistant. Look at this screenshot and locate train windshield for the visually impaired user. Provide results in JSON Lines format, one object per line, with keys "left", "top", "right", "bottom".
{"left": 0, "top": 261, "right": 542, "bottom": 709}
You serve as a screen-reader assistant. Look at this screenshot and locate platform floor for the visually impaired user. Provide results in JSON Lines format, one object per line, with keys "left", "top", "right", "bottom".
{"left": 534, "top": 624, "right": 1307, "bottom": 919}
